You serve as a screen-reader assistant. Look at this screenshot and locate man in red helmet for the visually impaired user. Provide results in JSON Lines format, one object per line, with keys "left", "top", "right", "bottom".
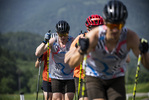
{"left": 65, "top": 0, "right": 149, "bottom": 100}
{"left": 65, "top": 14, "right": 104, "bottom": 100}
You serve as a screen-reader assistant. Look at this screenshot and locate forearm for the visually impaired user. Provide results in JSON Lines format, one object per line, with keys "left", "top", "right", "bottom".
{"left": 68, "top": 48, "right": 83, "bottom": 68}
{"left": 35, "top": 43, "right": 47, "bottom": 57}
{"left": 64, "top": 47, "right": 76, "bottom": 64}
{"left": 35, "top": 60, "right": 39, "bottom": 68}
{"left": 141, "top": 52, "right": 149, "bottom": 70}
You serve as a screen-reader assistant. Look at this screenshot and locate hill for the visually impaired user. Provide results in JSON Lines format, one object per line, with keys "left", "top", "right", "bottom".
{"left": 0, "top": 0, "right": 149, "bottom": 38}
{"left": 0, "top": 32, "right": 43, "bottom": 60}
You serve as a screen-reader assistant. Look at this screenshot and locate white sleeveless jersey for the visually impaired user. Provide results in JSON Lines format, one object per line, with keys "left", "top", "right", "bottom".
{"left": 49, "top": 36, "right": 74, "bottom": 80}
{"left": 86, "top": 25, "right": 129, "bottom": 80}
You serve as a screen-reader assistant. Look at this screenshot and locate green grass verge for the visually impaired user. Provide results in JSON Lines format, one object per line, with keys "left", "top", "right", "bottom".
{"left": 0, "top": 93, "right": 43, "bottom": 100}
{"left": 0, "top": 82, "right": 149, "bottom": 100}
{"left": 126, "top": 82, "right": 149, "bottom": 93}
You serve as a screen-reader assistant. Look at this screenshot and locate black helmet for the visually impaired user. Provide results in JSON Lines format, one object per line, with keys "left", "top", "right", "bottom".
{"left": 56, "top": 20, "right": 70, "bottom": 33}
{"left": 103, "top": 0, "right": 128, "bottom": 23}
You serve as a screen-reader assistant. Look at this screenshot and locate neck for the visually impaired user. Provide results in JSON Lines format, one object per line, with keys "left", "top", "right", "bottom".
{"left": 105, "top": 36, "right": 119, "bottom": 44}
{"left": 58, "top": 37, "right": 67, "bottom": 45}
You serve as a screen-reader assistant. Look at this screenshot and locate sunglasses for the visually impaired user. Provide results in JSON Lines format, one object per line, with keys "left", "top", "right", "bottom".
{"left": 58, "top": 33, "right": 68, "bottom": 37}
{"left": 106, "top": 23, "right": 124, "bottom": 30}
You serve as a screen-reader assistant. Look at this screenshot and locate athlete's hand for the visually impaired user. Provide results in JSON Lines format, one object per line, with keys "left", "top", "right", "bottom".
{"left": 78, "top": 38, "right": 89, "bottom": 54}
{"left": 44, "top": 30, "right": 51, "bottom": 42}
{"left": 139, "top": 38, "right": 149, "bottom": 54}
{"left": 78, "top": 30, "right": 87, "bottom": 36}
{"left": 38, "top": 54, "right": 43, "bottom": 61}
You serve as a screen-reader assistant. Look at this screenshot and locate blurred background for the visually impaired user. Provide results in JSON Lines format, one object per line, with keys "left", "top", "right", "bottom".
{"left": 0, "top": 0, "right": 149, "bottom": 99}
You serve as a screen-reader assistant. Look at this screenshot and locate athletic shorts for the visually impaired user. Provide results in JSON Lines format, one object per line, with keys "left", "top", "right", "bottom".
{"left": 86, "top": 76, "right": 126, "bottom": 100}
{"left": 51, "top": 79, "right": 75, "bottom": 93}
{"left": 74, "top": 77, "right": 88, "bottom": 98}
{"left": 42, "top": 80, "right": 52, "bottom": 92}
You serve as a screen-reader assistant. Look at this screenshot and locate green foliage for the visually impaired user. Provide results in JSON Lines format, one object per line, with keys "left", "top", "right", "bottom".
{"left": 16, "top": 60, "right": 39, "bottom": 93}
{"left": 126, "top": 82, "right": 149, "bottom": 93}
{"left": 126, "top": 55, "right": 149, "bottom": 84}
{"left": 0, "top": 32, "right": 43, "bottom": 60}
{"left": 0, "top": 93, "right": 43, "bottom": 100}
{"left": 0, "top": 94, "right": 19, "bottom": 100}
{"left": 0, "top": 32, "right": 42, "bottom": 94}
{"left": 0, "top": 47, "right": 18, "bottom": 94}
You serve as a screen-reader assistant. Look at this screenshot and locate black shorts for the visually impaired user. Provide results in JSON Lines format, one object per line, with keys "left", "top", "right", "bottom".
{"left": 74, "top": 77, "right": 88, "bottom": 98}
{"left": 86, "top": 76, "right": 126, "bottom": 100}
{"left": 51, "top": 79, "right": 75, "bottom": 93}
{"left": 42, "top": 80, "right": 52, "bottom": 92}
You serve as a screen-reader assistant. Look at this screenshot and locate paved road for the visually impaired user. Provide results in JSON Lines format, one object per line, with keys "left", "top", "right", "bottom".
{"left": 126, "top": 93, "right": 149, "bottom": 100}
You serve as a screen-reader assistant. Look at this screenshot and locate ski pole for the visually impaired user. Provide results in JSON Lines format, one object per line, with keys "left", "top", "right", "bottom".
{"left": 82, "top": 54, "right": 87, "bottom": 100}
{"left": 77, "top": 30, "right": 84, "bottom": 100}
{"left": 132, "top": 54, "right": 142, "bottom": 100}
{"left": 46, "top": 31, "right": 57, "bottom": 100}
{"left": 36, "top": 60, "right": 42, "bottom": 100}
{"left": 77, "top": 62, "right": 83, "bottom": 99}
{"left": 46, "top": 30, "right": 50, "bottom": 100}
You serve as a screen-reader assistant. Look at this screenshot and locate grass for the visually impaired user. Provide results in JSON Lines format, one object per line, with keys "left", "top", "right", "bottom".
{"left": 0, "top": 83, "right": 149, "bottom": 100}
{"left": 126, "top": 82, "right": 149, "bottom": 93}
{"left": 0, "top": 93, "right": 43, "bottom": 100}
{"left": 0, "top": 92, "right": 148, "bottom": 100}
{"left": 0, "top": 94, "right": 19, "bottom": 100}
{"left": 128, "top": 96, "right": 149, "bottom": 100}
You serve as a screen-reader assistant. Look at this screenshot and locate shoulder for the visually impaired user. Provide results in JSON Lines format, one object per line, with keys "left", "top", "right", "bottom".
{"left": 126, "top": 28, "right": 140, "bottom": 50}
{"left": 49, "top": 37, "right": 56, "bottom": 44}
{"left": 70, "top": 34, "right": 83, "bottom": 49}
{"left": 127, "top": 29, "right": 139, "bottom": 42}
{"left": 86, "top": 26, "right": 100, "bottom": 39}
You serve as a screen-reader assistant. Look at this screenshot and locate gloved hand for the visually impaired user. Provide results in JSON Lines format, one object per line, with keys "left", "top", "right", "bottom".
{"left": 44, "top": 31, "right": 51, "bottom": 41}
{"left": 78, "top": 30, "right": 83, "bottom": 35}
{"left": 139, "top": 38, "right": 149, "bottom": 54}
{"left": 78, "top": 30, "right": 87, "bottom": 37}
{"left": 78, "top": 38, "right": 89, "bottom": 54}
{"left": 43, "top": 30, "right": 51, "bottom": 44}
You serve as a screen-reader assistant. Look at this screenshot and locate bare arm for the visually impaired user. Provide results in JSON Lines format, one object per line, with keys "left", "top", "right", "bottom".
{"left": 65, "top": 46, "right": 84, "bottom": 68}
{"left": 86, "top": 27, "right": 99, "bottom": 53}
{"left": 141, "top": 52, "right": 149, "bottom": 70}
{"left": 65, "top": 27, "right": 99, "bottom": 68}
{"left": 35, "top": 38, "right": 55, "bottom": 57}
{"left": 127, "top": 29, "right": 149, "bottom": 70}
{"left": 35, "top": 58, "right": 40, "bottom": 68}
{"left": 126, "top": 55, "right": 130, "bottom": 63}
{"left": 64, "top": 47, "right": 77, "bottom": 64}
{"left": 35, "top": 43, "right": 48, "bottom": 57}
{"left": 64, "top": 34, "right": 84, "bottom": 68}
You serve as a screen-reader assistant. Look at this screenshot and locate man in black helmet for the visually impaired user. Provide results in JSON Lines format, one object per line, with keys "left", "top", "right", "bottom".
{"left": 35, "top": 20, "right": 75, "bottom": 100}
{"left": 65, "top": 0, "right": 149, "bottom": 100}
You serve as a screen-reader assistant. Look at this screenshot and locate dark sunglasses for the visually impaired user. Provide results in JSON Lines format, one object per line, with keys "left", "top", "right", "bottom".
{"left": 58, "top": 33, "right": 68, "bottom": 37}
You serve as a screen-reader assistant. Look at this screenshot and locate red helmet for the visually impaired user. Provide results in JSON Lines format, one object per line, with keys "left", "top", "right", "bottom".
{"left": 85, "top": 14, "right": 104, "bottom": 27}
